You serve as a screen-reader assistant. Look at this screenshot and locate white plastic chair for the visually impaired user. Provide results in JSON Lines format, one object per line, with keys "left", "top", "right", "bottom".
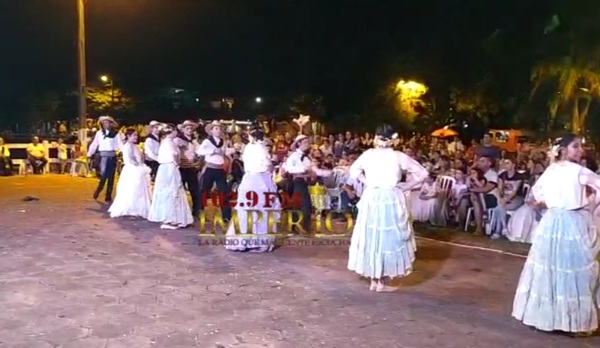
{"left": 464, "top": 193, "right": 495, "bottom": 233}
{"left": 326, "top": 168, "right": 346, "bottom": 212}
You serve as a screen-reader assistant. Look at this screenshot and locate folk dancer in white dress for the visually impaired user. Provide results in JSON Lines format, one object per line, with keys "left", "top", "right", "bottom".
{"left": 108, "top": 128, "right": 152, "bottom": 218}
{"left": 347, "top": 124, "right": 428, "bottom": 292}
{"left": 144, "top": 120, "right": 161, "bottom": 182}
{"left": 174, "top": 120, "right": 202, "bottom": 218}
{"left": 225, "top": 124, "right": 281, "bottom": 252}
{"left": 281, "top": 134, "right": 331, "bottom": 234}
{"left": 197, "top": 121, "right": 235, "bottom": 223}
{"left": 148, "top": 124, "right": 194, "bottom": 230}
{"left": 512, "top": 134, "right": 600, "bottom": 337}
{"left": 87, "top": 116, "right": 123, "bottom": 203}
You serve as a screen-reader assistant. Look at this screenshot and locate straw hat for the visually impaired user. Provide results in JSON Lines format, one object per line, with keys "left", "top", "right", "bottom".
{"left": 291, "top": 134, "right": 309, "bottom": 149}
{"left": 177, "top": 120, "right": 199, "bottom": 131}
{"left": 98, "top": 115, "right": 117, "bottom": 127}
{"left": 205, "top": 121, "right": 223, "bottom": 134}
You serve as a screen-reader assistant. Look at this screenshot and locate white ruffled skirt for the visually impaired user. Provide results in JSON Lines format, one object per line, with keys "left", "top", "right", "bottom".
{"left": 109, "top": 164, "right": 152, "bottom": 219}
{"left": 512, "top": 208, "right": 600, "bottom": 332}
{"left": 348, "top": 187, "right": 416, "bottom": 279}
{"left": 225, "top": 172, "right": 280, "bottom": 252}
{"left": 148, "top": 163, "right": 194, "bottom": 226}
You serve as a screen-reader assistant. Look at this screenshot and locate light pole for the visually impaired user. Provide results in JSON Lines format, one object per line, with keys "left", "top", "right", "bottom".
{"left": 77, "top": 0, "right": 87, "bottom": 144}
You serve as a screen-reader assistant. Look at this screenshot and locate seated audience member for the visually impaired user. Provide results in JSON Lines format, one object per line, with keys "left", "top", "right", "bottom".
{"left": 26, "top": 136, "right": 48, "bottom": 174}
{"left": 0, "top": 137, "right": 13, "bottom": 176}
{"left": 489, "top": 157, "right": 526, "bottom": 238}
{"left": 457, "top": 156, "right": 499, "bottom": 234}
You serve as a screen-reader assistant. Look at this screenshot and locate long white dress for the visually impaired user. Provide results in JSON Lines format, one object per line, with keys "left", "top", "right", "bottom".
{"left": 512, "top": 161, "right": 600, "bottom": 333}
{"left": 148, "top": 137, "right": 194, "bottom": 227}
{"left": 347, "top": 148, "right": 428, "bottom": 279}
{"left": 411, "top": 181, "right": 437, "bottom": 222}
{"left": 108, "top": 142, "right": 152, "bottom": 218}
{"left": 225, "top": 141, "right": 280, "bottom": 252}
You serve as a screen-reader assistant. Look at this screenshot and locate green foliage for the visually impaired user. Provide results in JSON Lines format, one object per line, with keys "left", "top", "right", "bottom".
{"left": 86, "top": 87, "right": 134, "bottom": 113}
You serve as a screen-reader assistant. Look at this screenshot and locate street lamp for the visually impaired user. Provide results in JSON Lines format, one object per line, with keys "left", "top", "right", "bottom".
{"left": 99, "top": 75, "right": 115, "bottom": 111}
{"left": 255, "top": 97, "right": 262, "bottom": 103}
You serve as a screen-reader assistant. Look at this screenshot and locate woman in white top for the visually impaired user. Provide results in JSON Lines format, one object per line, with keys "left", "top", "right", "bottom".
{"left": 347, "top": 124, "right": 428, "bottom": 292}
{"left": 225, "top": 125, "right": 280, "bottom": 252}
{"left": 512, "top": 134, "right": 600, "bottom": 337}
{"left": 148, "top": 124, "right": 194, "bottom": 230}
{"left": 108, "top": 128, "right": 152, "bottom": 219}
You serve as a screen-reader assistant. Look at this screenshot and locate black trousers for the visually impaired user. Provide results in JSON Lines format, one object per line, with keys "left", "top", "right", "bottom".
{"left": 94, "top": 155, "right": 117, "bottom": 201}
{"left": 0, "top": 157, "right": 12, "bottom": 176}
{"left": 28, "top": 156, "right": 48, "bottom": 174}
{"left": 179, "top": 167, "right": 201, "bottom": 217}
{"left": 145, "top": 160, "right": 159, "bottom": 182}
{"left": 291, "top": 178, "right": 312, "bottom": 232}
{"left": 201, "top": 167, "right": 231, "bottom": 221}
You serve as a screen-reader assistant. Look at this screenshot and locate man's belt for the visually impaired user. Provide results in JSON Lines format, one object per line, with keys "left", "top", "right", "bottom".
{"left": 205, "top": 162, "right": 223, "bottom": 169}
{"left": 99, "top": 151, "right": 117, "bottom": 157}
{"left": 293, "top": 175, "right": 309, "bottom": 180}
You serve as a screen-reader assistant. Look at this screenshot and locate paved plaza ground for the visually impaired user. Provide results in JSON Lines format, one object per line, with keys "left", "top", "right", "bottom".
{"left": 0, "top": 175, "right": 598, "bottom": 348}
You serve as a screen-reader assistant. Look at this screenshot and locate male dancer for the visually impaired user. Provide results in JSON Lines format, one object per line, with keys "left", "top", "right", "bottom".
{"left": 174, "top": 120, "right": 202, "bottom": 218}
{"left": 87, "top": 116, "right": 122, "bottom": 203}
{"left": 144, "top": 120, "right": 161, "bottom": 181}
{"left": 282, "top": 134, "right": 331, "bottom": 233}
{"left": 197, "top": 121, "right": 233, "bottom": 222}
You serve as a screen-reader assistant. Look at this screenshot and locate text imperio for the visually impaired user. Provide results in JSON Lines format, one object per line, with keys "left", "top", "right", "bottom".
{"left": 198, "top": 209, "right": 354, "bottom": 237}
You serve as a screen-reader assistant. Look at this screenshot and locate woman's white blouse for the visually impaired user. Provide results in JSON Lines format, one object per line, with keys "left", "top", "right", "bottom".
{"left": 349, "top": 148, "right": 428, "bottom": 188}
{"left": 122, "top": 142, "right": 143, "bottom": 166}
{"left": 242, "top": 142, "right": 271, "bottom": 173}
{"left": 532, "top": 161, "right": 590, "bottom": 209}
{"left": 157, "top": 138, "right": 178, "bottom": 164}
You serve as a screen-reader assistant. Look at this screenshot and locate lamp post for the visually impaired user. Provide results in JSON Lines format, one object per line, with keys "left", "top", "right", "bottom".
{"left": 77, "top": 0, "right": 87, "bottom": 144}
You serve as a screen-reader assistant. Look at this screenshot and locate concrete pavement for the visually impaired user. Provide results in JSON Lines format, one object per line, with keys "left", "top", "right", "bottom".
{"left": 0, "top": 175, "right": 597, "bottom": 348}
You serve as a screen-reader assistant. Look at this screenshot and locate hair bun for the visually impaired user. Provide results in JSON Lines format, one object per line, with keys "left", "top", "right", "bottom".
{"left": 375, "top": 124, "right": 396, "bottom": 140}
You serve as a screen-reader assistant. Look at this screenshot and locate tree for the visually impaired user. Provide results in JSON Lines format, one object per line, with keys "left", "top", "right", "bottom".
{"left": 531, "top": 57, "right": 600, "bottom": 133}
{"left": 449, "top": 85, "right": 499, "bottom": 125}
{"left": 286, "top": 94, "right": 326, "bottom": 119}
{"left": 529, "top": 6, "right": 600, "bottom": 134}
{"left": 86, "top": 87, "right": 134, "bottom": 113}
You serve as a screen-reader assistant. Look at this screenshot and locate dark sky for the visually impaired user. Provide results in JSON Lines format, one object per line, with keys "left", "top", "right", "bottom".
{"left": 0, "top": 0, "right": 547, "bottom": 113}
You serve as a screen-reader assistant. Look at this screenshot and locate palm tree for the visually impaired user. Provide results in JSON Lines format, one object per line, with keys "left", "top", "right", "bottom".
{"left": 531, "top": 56, "right": 600, "bottom": 134}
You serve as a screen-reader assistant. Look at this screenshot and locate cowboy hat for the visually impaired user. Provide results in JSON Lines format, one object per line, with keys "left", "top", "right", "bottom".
{"left": 205, "top": 120, "right": 223, "bottom": 134}
{"left": 148, "top": 120, "right": 161, "bottom": 127}
{"left": 177, "top": 120, "right": 199, "bottom": 131}
{"left": 291, "top": 134, "right": 309, "bottom": 149}
{"left": 98, "top": 116, "right": 117, "bottom": 126}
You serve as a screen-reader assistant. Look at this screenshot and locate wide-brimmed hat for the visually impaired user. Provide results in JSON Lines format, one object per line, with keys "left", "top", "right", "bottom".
{"left": 98, "top": 115, "right": 117, "bottom": 127}
{"left": 205, "top": 121, "right": 223, "bottom": 134}
{"left": 149, "top": 120, "right": 161, "bottom": 127}
{"left": 291, "top": 134, "right": 309, "bottom": 149}
{"left": 177, "top": 120, "right": 199, "bottom": 131}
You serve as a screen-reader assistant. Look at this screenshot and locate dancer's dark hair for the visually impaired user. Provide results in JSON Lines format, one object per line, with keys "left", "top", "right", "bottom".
{"left": 553, "top": 133, "right": 579, "bottom": 160}
{"left": 374, "top": 124, "right": 395, "bottom": 141}
{"left": 249, "top": 124, "right": 265, "bottom": 141}
{"left": 124, "top": 128, "right": 137, "bottom": 141}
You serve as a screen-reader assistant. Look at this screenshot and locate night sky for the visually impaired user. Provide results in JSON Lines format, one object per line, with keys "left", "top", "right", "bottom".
{"left": 0, "top": 0, "right": 550, "bottom": 114}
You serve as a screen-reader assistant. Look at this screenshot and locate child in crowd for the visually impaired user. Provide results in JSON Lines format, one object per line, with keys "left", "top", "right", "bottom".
{"left": 412, "top": 172, "right": 438, "bottom": 222}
